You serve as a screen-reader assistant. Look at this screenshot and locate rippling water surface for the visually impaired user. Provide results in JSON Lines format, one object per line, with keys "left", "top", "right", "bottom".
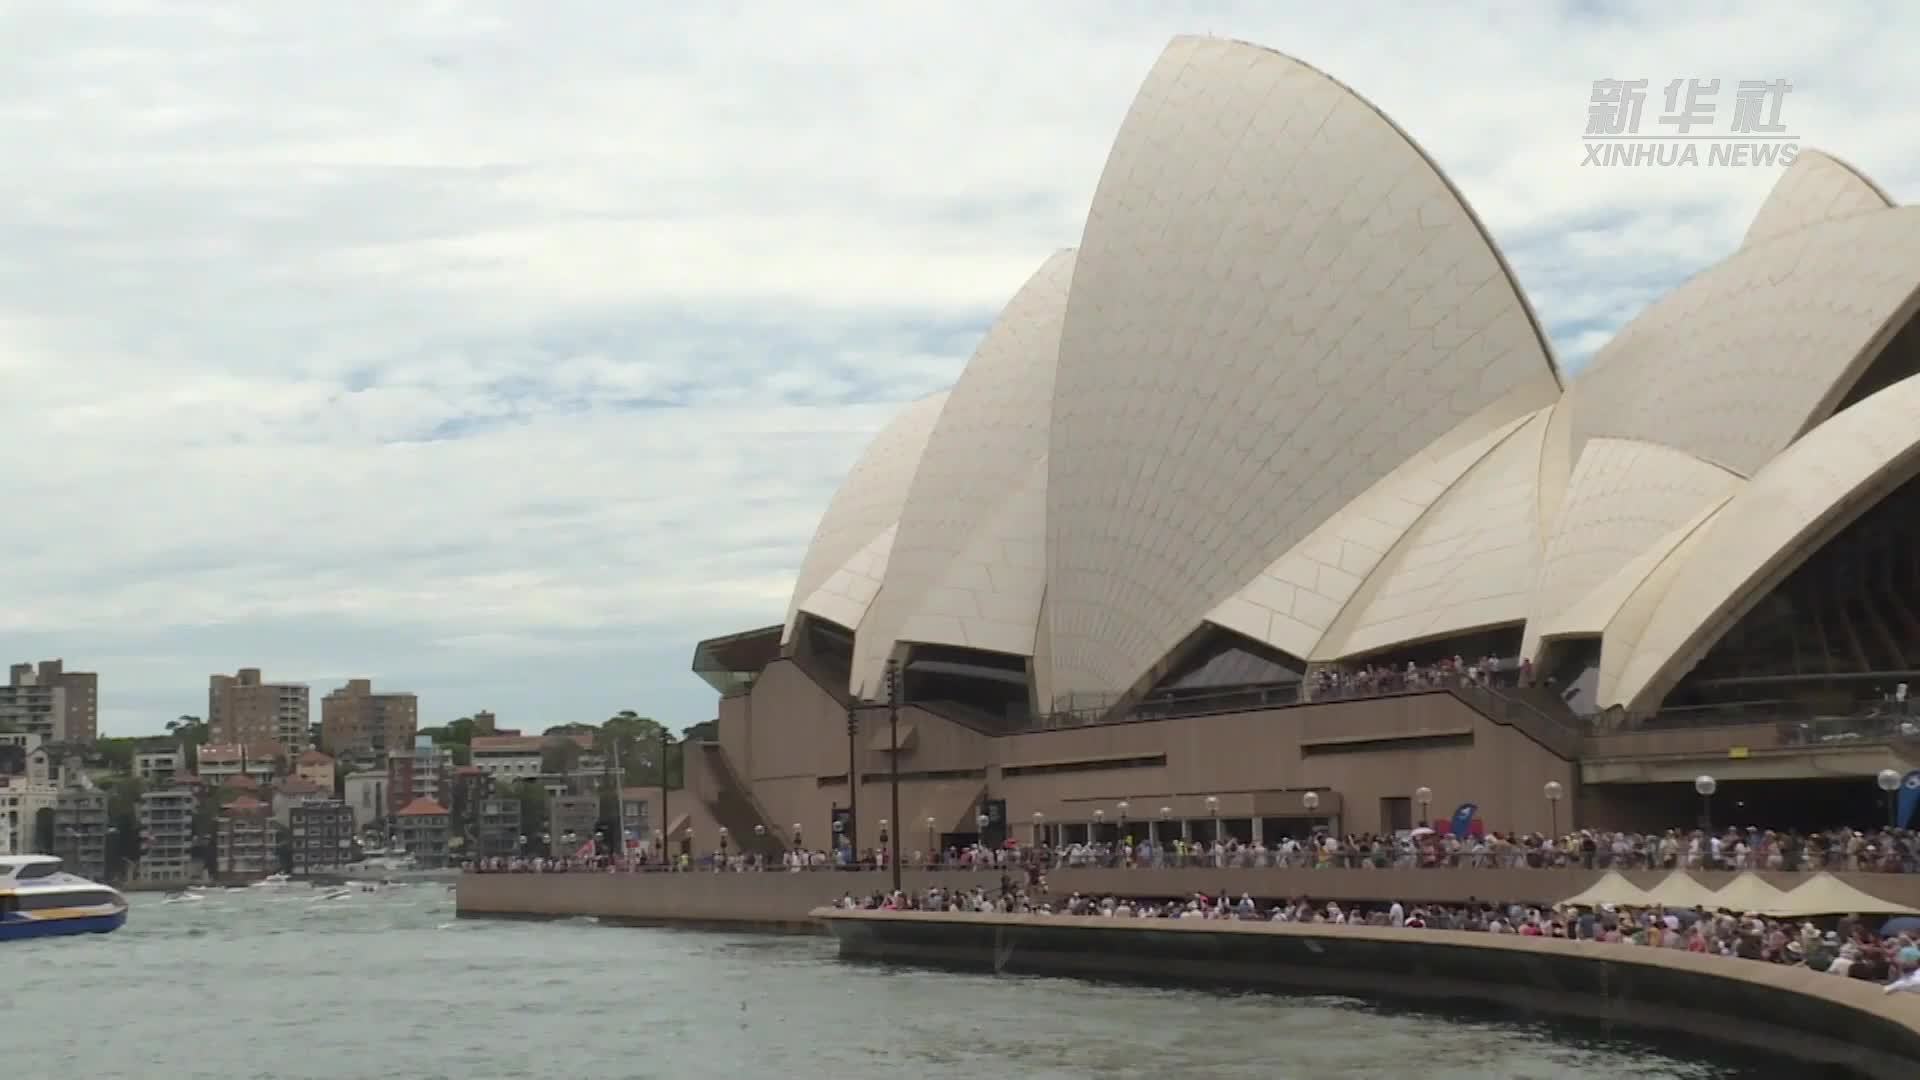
{"left": 8, "top": 888, "right": 1797, "bottom": 1079}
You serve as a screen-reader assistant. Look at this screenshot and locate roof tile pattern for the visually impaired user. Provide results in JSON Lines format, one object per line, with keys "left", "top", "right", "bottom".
{"left": 1743, "top": 150, "right": 1894, "bottom": 248}
{"left": 772, "top": 36, "right": 1920, "bottom": 719}
{"left": 1568, "top": 208, "right": 1920, "bottom": 478}
{"left": 1521, "top": 437, "right": 1743, "bottom": 661}
{"left": 1318, "top": 409, "right": 1550, "bottom": 659}
{"left": 783, "top": 392, "right": 948, "bottom": 639}
{"left": 1042, "top": 36, "right": 1559, "bottom": 697}
{"left": 1611, "top": 375, "right": 1920, "bottom": 709}
{"left": 849, "top": 252, "right": 1074, "bottom": 694}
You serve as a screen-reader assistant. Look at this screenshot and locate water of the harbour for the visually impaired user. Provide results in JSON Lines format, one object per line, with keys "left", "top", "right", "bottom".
{"left": 7, "top": 887, "right": 1804, "bottom": 1080}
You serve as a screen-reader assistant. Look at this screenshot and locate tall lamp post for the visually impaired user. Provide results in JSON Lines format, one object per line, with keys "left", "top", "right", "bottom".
{"left": 1157, "top": 806, "right": 1170, "bottom": 848}
{"left": 792, "top": 823, "right": 803, "bottom": 851}
{"left": 717, "top": 826, "right": 728, "bottom": 868}
{"left": 1030, "top": 811, "right": 1043, "bottom": 849}
{"left": 1204, "top": 796, "right": 1219, "bottom": 846}
{"left": 659, "top": 727, "right": 671, "bottom": 864}
{"left": 1878, "top": 768, "right": 1903, "bottom": 828}
{"left": 1117, "top": 800, "right": 1130, "bottom": 862}
{"left": 844, "top": 700, "right": 861, "bottom": 855}
{"left": 1413, "top": 786, "right": 1432, "bottom": 831}
{"left": 1695, "top": 774, "right": 1717, "bottom": 835}
{"left": 927, "top": 815, "right": 937, "bottom": 864}
{"left": 885, "top": 656, "right": 903, "bottom": 896}
{"left": 1543, "top": 780, "right": 1565, "bottom": 839}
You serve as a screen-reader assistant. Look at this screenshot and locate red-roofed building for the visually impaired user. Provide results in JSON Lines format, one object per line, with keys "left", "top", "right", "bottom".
{"left": 216, "top": 792, "right": 274, "bottom": 877}
{"left": 394, "top": 796, "right": 450, "bottom": 867}
{"left": 197, "top": 742, "right": 280, "bottom": 786}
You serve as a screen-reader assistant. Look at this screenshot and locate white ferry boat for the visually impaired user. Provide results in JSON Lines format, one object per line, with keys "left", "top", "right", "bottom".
{"left": 0, "top": 854, "right": 129, "bottom": 941}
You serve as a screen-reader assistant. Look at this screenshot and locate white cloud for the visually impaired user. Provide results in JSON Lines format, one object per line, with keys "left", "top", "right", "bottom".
{"left": 1, "top": 0, "right": 1916, "bottom": 733}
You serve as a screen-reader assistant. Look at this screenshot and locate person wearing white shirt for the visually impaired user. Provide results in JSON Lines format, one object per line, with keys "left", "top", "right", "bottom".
{"left": 1884, "top": 967, "right": 1920, "bottom": 994}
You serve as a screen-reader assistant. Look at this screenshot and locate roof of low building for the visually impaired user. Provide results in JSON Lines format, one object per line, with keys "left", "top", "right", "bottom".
{"left": 296, "top": 749, "right": 333, "bottom": 765}
{"left": 396, "top": 796, "right": 449, "bottom": 818}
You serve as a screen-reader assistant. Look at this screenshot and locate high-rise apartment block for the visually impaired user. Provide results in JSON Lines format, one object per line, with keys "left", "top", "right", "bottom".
{"left": 208, "top": 668, "right": 311, "bottom": 752}
{"left": 137, "top": 787, "right": 197, "bottom": 884}
{"left": 288, "top": 801, "right": 354, "bottom": 875}
{"left": 319, "top": 679, "right": 417, "bottom": 761}
{"left": 53, "top": 788, "right": 109, "bottom": 881}
{"left": 215, "top": 796, "right": 275, "bottom": 876}
{"left": 1, "top": 659, "right": 98, "bottom": 743}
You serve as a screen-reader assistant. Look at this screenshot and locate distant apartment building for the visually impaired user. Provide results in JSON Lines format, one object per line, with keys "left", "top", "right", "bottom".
{"left": 0, "top": 776, "right": 56, "bottom": 855}
{"left": 135, "top": 747, "right": 183, "bottom": 785}
{"left": 408, "top": 736, "right": 449, "bottom": 806}
{"left": 215, "top": 795, "right": 275, "bottom": 876}
{"left": 1, "top": 659, "right": 99, "bottom": 743}
{"left": 470, "top": 733, "right": 598, "bottom": 786}
{"left": 548, "top": 794, "right": 599, "bottom": 857}
{"left": 294, "top": 750, "right": 336, "bottom": 793}
{"left": 618, "top": 788, "right": 653, "bottom": 849}
{"left": 288, "top": 801, "right": 353, "bottom": 876}
{"left": 53, "top": 788, "right": 110, "bottom": 881}
{"left": 319, "top": 679, "right": 418, "bottom": 761}
{"left": 475, "top": 795, "right": 521, "bottom": 857}
{"left": 342, "top": 771, "right": 387, "bottom": 835}
{"left": 196, "top": 743, "right": 279, "bottom": 786}
{"left": 137, "top": 786, "right": 197, "bottom": 884}
{"left": 0, "top": 730, "right": 41, "bottom": 778}
{"left": 271, "top": 777, "right": 332, "bottom": 828}
{"left": 25, "top": 743, "right": 82, "bottom": 789}
{"left": 209, "top": 668, "right": 311, "bottom": 752}
{"left": 394, "top": 797, "right": 450, "bottom": 868}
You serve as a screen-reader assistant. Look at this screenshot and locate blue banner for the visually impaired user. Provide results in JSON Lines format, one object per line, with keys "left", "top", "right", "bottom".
{"left": 1898, "top": 770, "right": 1920, "bottom": 829}
{"left": 1449, "top": 803, "right": 1478, "bottom": 839}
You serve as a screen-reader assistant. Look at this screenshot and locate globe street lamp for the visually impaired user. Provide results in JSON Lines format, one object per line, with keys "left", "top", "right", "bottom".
{"left": 926, "top": 815, "right": 937, "bottom": 863}
{"left": 1157, "top": 805, "right": 1171, "bottom": 849}
{"left": 1878, "top": 768, "right": 1903, "bottom": 829}
{"left": 1694, "top": 774, "right": 1717, "bottom": 837}
{"left": 1302, "top": 790, "right": 1320, "bottom": 815}
{"left": 1029, "top": 811, "right": 1043, "bottom": 849}
{"left": 718, "top": 826, "right": 728, "bottom": 866}
{"left": 792, "top": 823, "right": 803, "bottom": 850}
{"left": 1204, "top": 796, "right": 1219, "bottom": 845}
{"left": 1544, "top": 780, "right": 1565, "bottom": 839}
{"left": 976, "top": 813, "right": 990, "bottom": 846}
{"left": 1413, "top": 786, "right": 1432, "bottom": 830}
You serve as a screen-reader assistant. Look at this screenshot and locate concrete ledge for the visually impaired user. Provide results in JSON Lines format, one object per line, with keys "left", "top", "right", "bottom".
{"left": 818, "top": 909, "right": 1920, "bottom": 1080}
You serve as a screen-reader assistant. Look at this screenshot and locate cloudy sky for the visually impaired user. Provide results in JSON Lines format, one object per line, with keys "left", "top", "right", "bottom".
{"left": 1, "top": 1, "right": 1914, "bottom": 737}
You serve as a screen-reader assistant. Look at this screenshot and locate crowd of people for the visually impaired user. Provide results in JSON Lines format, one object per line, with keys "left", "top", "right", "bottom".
{"left": 1306, "top": 654, "right": 1528, "bottom": 700}
{"left": 832, "top": 880, "right": 1920, "bottom": 994}
{"left": 463, "top": 824, "right": 1920, "bottom": 876}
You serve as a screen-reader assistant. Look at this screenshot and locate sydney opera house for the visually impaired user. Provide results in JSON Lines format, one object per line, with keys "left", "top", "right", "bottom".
{"left": 679, "top": 37, "right": 1920, "bottom": 855}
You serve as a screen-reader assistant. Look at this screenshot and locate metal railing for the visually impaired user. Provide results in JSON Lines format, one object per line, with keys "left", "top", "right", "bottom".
{"left": 462, "top": 838, "right": 1920, "bottom": 876}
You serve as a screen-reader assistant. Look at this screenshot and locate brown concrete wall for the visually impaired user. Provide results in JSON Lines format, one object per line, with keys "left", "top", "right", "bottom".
{"left": 709, "top": 659, "right": 1577, "bottom": 846}
{"left": 457, "top": 867, "right": 1920, "bottom": 924}
{"left": 821, "top": 911, "right": 1920, "bottom": 1080}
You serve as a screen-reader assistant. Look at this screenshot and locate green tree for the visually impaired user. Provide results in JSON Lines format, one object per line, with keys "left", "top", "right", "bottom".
{"left": 603, "top": 711, "right": 672, "bottom": 787}
{"left": 510, "top": 779, "right": 549, "bottom": 839}
{"left": 539, "top": 736, "right": 583, "bottom": 776}
{"left": 420, "top": 715, "right": 480, "bottom": 748}
{"left": 166, "top": 715, "right": 208, "bottom": 771}
{"left": 93, "top": 737, "right": 139, "bottom": 776}
{"left": 104, "top": 776, "right": 144, "bottom": 881}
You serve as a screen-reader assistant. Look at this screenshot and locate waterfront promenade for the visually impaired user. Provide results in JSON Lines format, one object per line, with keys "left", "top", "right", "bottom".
{"left": 455, "top": 864, "right": 1920, "bottom": 930}
{"left": 818, "top": 909, "right": 1920, "bottom": 1080}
